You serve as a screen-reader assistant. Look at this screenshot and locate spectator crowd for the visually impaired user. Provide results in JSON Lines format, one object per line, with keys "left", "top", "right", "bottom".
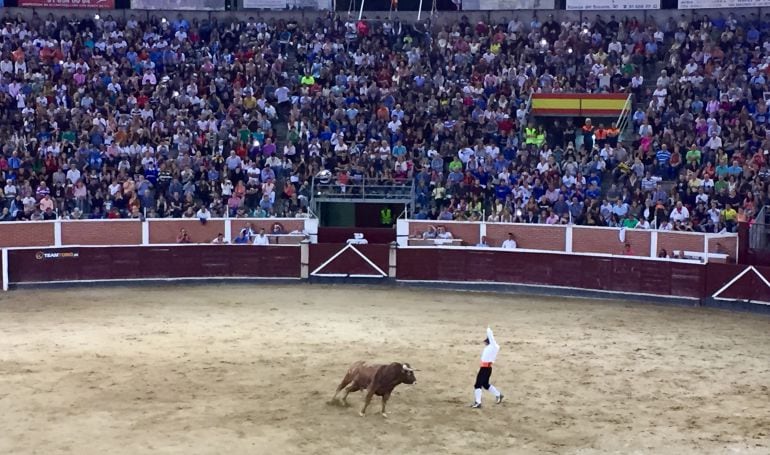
{"left": 0, "top": 9, "right": 768, "bottom": 234}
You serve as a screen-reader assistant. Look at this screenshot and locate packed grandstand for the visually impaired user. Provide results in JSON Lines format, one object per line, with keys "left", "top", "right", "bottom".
{"left": 0, "top": 10, "right": 768, "bottom": 234}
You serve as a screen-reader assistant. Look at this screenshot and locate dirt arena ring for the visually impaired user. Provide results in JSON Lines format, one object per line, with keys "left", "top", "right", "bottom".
{"left": 1, "top": 284, "right": 768, "bottom": 455}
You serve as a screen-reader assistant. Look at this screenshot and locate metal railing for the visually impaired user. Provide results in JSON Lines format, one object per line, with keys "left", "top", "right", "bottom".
{"left": 311, "top": 177, "right": 415, "bottom": 201}
{"left": 750, "top": 205, "right": 769, "bottom": 250}
{"left": 616, "top": 93, "right": 633, "bottom": 143}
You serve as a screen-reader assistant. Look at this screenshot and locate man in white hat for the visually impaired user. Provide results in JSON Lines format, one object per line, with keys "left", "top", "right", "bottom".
{"left": 471, "top": 326, "right": 503, "bottom": 408}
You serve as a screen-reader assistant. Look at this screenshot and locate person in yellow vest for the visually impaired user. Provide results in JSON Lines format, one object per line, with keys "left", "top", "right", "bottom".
{"left": 535, "top": 126, "right": 546, "bottom": 147}
{"left": 380, "top": 206, "right": 393, "bottom": 226}
{"left": 525, "top": 123, "right": 538, "bottom": 146}
{"left": 300, "top": 73, "right": 315, "bottom": 86}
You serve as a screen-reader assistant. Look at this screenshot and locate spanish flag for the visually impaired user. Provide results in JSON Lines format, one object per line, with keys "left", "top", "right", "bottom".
{"left": 531, "top": 93, "right": 628, "bottom": 117}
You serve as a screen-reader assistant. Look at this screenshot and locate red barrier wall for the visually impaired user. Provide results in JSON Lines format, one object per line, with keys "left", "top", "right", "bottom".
{"left": 395, "top": 248, "right": 705, "bottom": 299}
{"left": 0, "top": 219, "right": 307, "bottom": 248}
{"left": 403, "top": 220, "right": 738, "bottom": 261}
{"left": 4, "top": 244, "right": 768, "bottom": 311}
{"left": 7, "top": 245, "right": 301, "bottom": 284}
{"left": 148, "top": 219, "right": 227, "bottom": 244}
{"left": 485, "top": 224, "right": 566, "bottom": 251}
{"left": 0, "top": 222, "right": 55, "bottom": 247}
{"left": 61, "top": 221, "right": 142, "bottom": 245}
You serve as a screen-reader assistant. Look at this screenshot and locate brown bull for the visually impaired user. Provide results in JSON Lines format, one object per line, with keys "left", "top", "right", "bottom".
{"left": 331, "top": 361, "right": 417, "bottom": 417}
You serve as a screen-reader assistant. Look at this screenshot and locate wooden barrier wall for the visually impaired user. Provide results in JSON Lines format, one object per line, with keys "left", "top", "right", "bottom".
{"left": 3, "top": 244, "right": 768, "bottom": 312}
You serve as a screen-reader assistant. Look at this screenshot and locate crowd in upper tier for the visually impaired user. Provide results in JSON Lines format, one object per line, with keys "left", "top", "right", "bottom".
{"left": 0, "top": 10, "right": 767, "bottom": 232}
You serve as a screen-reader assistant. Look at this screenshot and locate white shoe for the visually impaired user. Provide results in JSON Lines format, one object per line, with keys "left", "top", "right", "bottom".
{"left": 470, "top": 402, "right": 482, "bottom": 409}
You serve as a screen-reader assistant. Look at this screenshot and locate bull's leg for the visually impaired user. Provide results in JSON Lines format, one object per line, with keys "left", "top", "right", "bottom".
{"left": 332, "top": 374, "right": 353, "bottom": 403}
{"left": 380, "top": 393, "right": 391, "bottom": 418}
{"left": 341, "top": 384, "right": 360, "bottom": 407}
{"left": 359, "top": 390, "right": 375, "bottom": 417}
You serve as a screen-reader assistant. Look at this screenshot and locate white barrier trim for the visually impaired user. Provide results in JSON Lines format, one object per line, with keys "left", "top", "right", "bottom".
{"left": 5, "top": 243, "right": 303, "bottom": 251}
{"left": 711, "top": 266, "right": 770, "bottom": 305}
{"left": 9, "top": 276, "right": 301, "bottom": 287}
{"left": 310, "top": 244, "right": 387, "bottom": 278}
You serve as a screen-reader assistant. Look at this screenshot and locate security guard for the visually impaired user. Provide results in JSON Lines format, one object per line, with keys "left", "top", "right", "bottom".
{"left": 380, "top": 206, "right": 393, "bottom": 226}
{"left": 524, "top": 124, "right": 538, "bottom": 146}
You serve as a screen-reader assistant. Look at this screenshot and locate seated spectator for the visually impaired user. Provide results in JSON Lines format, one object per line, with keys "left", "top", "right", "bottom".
{"left": 233, "top": 229, "right": 251, "bottom": 244}
{"left": 436, "top": 226, "right": 453, "bottom": 240}
{"left": 253, "top": 228, "right": 270, "bottom": 246}
{"left": 502, "top": 233, "right": 518, "bottom": 249}
{"left": 211, "top": 233, "right": 227, "bottom": 244}
{"left": 197, "top": 206, "right": 212, "bottom": 224}
{"left": 271, "top": 223, "right": 285, "bottom": 235}
{"left": 176, "top": 228, "right": 191, "bottom": 244}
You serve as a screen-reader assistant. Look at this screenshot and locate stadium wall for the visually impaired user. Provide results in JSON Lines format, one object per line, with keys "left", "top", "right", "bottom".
{"left": 0, "top": 218, "right": 737, "bottom": 263}
{"left": 398, "top": 220, "right": 739, "bottom": 262}
{"left": 0, "top": 218, "right": 313, "bottom": 248}
{"left": 2, "top": 243, "right": 768, "bottom": 314}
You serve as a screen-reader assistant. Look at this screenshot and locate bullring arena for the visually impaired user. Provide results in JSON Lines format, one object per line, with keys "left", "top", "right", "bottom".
{"left": 1, "top": 219, "right": 770, "bottom": 455}
{"left": 1, "top": 284, "right": 769, "bottom": 455}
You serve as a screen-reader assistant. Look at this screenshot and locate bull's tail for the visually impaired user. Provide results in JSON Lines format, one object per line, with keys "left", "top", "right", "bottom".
{"left": 331, "top": 361, "right": 367, "bottom": 405}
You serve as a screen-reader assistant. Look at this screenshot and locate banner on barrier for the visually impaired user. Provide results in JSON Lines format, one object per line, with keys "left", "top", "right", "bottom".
{"left": 462, "top": 0, "right": 555, "bottom": 8}
{"left": 679, "top": 0, "right": 770, "bottom": 7}
{"left": 243, "top": 0, "right": 288, "bottom": 7}
{"left": 243, "top": 0, "right": 331, "bottom": 7}
{"left": 566, "top": 0, "right": 659, "bottom": 9}
{"left": 131, "top": 0, "right": 225, "bottom": 10}
{"left": 19, "top": 0, "right": 114, "bottom": 7}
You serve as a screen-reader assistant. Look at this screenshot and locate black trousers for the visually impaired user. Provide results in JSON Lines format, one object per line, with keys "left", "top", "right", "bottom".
{"left": 474, "top": 366, "right": 492, "bottom": 390}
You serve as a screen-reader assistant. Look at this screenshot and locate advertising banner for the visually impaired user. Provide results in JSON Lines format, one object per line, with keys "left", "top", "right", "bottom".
{"left": 463, "top": 0, "right": 555, "bottom": 8}
{"left": 566, "top": 0, "right": 659, "bottom": 9}
{"left": 243, "top": 0, "right": 288, "bottom": 7}
{"left": 19, "top": 0, "right": 115, "bottom": 7}
{"left": 679, "top": 0, "right": 770, "bottom": 8}
{"left": 131, "top": 0, "right": 225, "bottom": 10}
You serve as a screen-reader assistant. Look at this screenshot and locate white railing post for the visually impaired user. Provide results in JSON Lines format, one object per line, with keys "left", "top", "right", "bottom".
{"left": 396, "top": 219, "right": 409, "bottom": 247}
{"left": 300, "top": 240, "right": 310, "bottom": 279}
{"left": 224, "top": 218, "right": 232, "bottom": 243}
{"left": 565, "top": 225, "right": 573, "bottom": 253}
{"left": 650, "top": 231, "right": 658, "bottom": 258}
{"left": 389, "top": 242, "right": 397, "bottom": 278}
{"left": 2, "top": 248, "right": 8, "bottom": 291}
{"left": 479, "top": 222, "right": 487, "bottom": 245}
{"left": 54, "top": 220, "right": 62, "bottom": 247}
{"left": 142, "top": 220, "right": 150, "bottom": 245}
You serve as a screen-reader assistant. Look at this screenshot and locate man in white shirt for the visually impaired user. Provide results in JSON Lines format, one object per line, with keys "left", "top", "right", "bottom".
{"left": 471, "top": 327, "right": 503, "bottom": 408}
{"left": 669, "top": 202, "right": 690, "bottom": 223}
{"left": 501, "top": 233, "right": 518, "bottom": 249}
{"left": 253, "top": 228, "right": 270, "bottom": 245}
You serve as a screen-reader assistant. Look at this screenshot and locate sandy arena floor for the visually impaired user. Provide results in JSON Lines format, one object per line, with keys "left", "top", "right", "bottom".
{"left": 0, "top": 284, "right": 769, "bottom": 455}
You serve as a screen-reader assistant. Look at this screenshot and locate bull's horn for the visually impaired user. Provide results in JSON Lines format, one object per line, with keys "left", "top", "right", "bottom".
{"left": 402, "top": 364, "right": 414, "bottom": 372}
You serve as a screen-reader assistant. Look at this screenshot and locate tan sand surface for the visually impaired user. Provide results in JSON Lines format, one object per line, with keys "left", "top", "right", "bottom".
{"left": 0, "top": 285, "right": 768, "bottom": 455}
